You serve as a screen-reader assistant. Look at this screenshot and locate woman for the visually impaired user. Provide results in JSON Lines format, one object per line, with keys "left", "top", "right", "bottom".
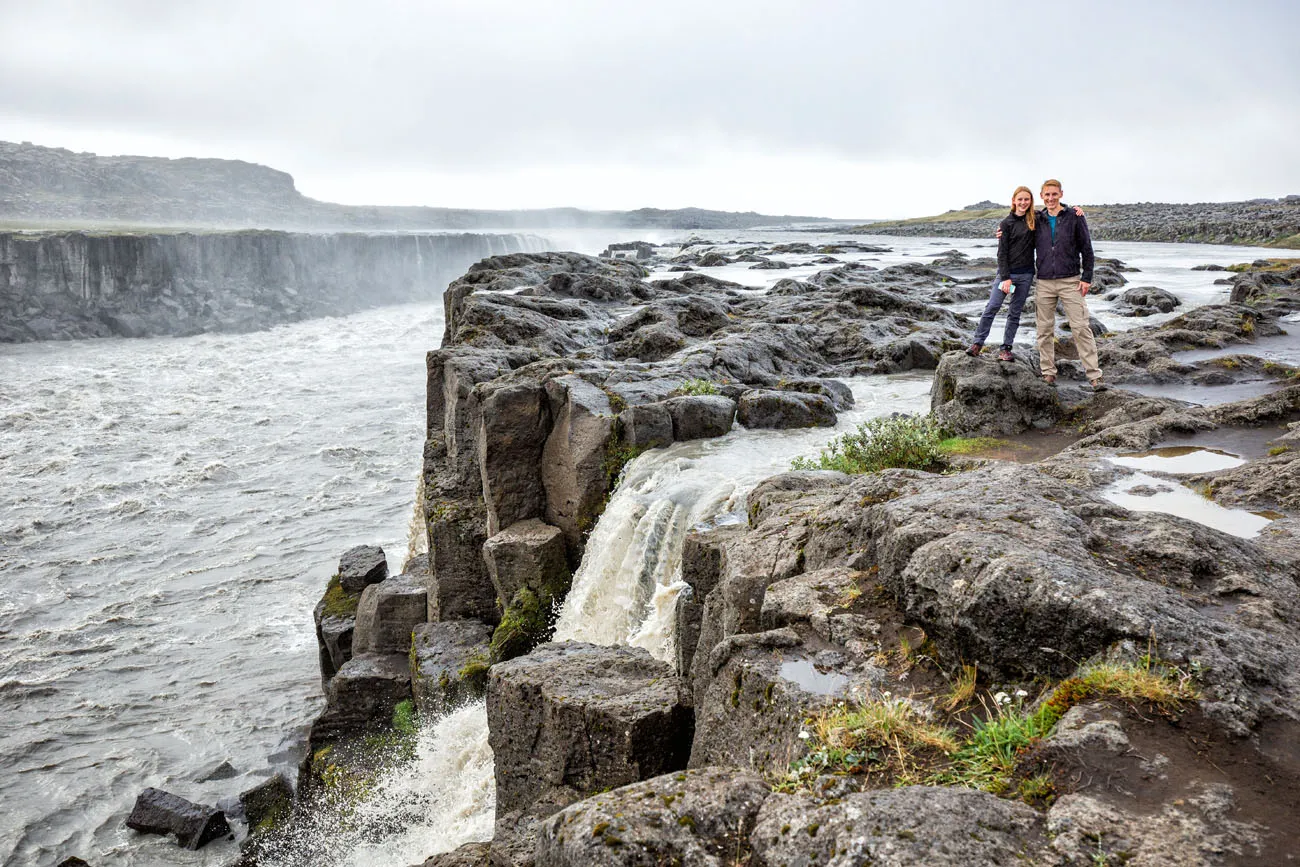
{"left": 966, "top": 186, "right": 1037, "bottom": 361}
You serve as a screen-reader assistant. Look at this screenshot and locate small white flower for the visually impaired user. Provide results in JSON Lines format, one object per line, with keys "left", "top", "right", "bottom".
{"left": 1015, "top": 689, "right": 1029, "bottom": 699}
{"left": 995, "top": 691, "right": 1011, "bottom": 706}
{"left": 798, "top": 730, "right": 810, "bottom": 740}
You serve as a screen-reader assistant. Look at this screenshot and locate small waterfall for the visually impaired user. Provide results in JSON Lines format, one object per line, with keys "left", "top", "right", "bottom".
{"left": 304, "top": 374, "right": 933, "bottom": 866}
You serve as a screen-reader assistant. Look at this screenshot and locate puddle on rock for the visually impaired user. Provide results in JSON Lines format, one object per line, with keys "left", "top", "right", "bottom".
{"left": 1109, "top": 446, "right": 1246, "bottom": 474}
{"left": 950, "top": 430, "right": 1081, "bottom": 464}
{"left": 780, "top": 658, "right": 851, "bottom": 696}
{"left": 1118, "top": 379, "right": 1282, "bottom": 407}
{"left": 1100, "top": 471, "right": 1273, "bottom": 538}
{"left": 1172, "top": 329, "right": 1300, "bottom": 367}
{"left": 1153, "top": 424, "right": 1297, "bottom": 460}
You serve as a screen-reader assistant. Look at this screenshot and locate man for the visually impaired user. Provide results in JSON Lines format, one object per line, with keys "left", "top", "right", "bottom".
{"left": 1034, "top": 179, "right": 1105, "bottom": 390}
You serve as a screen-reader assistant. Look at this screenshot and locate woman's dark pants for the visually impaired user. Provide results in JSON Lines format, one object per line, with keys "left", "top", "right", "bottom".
{"left": 972, "top": 271, "right": 1033, "bottom": 349}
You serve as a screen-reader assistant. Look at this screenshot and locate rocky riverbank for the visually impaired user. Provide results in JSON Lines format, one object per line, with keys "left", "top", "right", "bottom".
{"left": 261, "top": 249, "right": 1299, "bottom": 866}
{"left": 854, "top": 198, "right": 1300, "bottom": 248}
{"left": 0, "top": 229, "right": 539, "bottom": 341}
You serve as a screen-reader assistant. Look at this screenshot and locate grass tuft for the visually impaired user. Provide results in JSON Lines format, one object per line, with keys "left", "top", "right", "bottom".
{"left": 778, "top": 660, "right": 1197, "bottom": 799}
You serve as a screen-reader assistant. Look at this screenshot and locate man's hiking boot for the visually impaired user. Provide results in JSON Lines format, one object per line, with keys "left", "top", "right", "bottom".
{"left": 1090, "top": 378, "right": 1109, "bottom": 392}
{"left": 1043, "top": 374, "right": 1057, "bottom": 387}
{"left": 965, "top": 343, "right": 983, "bottom": 357}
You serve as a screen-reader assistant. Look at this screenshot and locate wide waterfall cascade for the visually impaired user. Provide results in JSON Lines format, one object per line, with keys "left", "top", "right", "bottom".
{"left": 324, "top": 373, "right": 936, "bottom": 866}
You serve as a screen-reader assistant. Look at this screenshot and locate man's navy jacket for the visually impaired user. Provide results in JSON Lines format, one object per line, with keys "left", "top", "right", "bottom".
{"left": 1035, "top": 205, "right": 1095, "bottom": 283}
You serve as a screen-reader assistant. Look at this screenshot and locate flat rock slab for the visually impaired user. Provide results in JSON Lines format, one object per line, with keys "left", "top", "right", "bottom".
{"left": 751, "top": 786, "right": 1053, "bottom": 866}
{"left": 488, "top": 641, "right": 693, "bottom": 817}
{"left": 126, "top": 787, "right": 230, "bottom": 850}
{"left": 537, "top": 767, "right": 771, "bottom": 867}
{"left": 338, "top": 545, "right": 388, "bottom": 593}
{"left": 411, "top": 619, "right": 494, "bottom": 717}
{"left": 353, "top": 572, "right": 428, "bottom": 655}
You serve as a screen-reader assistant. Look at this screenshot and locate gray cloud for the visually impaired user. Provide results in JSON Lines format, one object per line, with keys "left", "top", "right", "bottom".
{"left": 2, "top": 0, "right": 1297, "bottom": 213}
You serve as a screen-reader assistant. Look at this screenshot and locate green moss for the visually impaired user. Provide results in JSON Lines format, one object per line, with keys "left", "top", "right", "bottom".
{"left": 321, "top": 575, "right": 361, "bottom": 618}
{"left": 937, "top": 436, "right": 1026, "bottom": 457}
{"left": 392, "top": 699, "right": 418, "bottom": 737}
{"left": 458, "top": 653, "right": 491, "bottom": 693}
{"left": 490, "top": 587, "right": 551, "bottom": 663}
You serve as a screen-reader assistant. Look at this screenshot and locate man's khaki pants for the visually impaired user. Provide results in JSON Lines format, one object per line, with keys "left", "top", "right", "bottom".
{"left": 1034, "top": 275, "right": 1102, "bottom": 381}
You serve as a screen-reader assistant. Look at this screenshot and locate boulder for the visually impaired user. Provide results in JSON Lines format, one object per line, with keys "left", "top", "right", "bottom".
{"left": 1114, "top": 285, "right": 1182, "bottom": 316}
{"left": 313, "top": 577, "right": 360, "bottom": 688}
{"left": 663, "top": 395, "right": 736, "bottom": 441}
{"left": 487, "top": 642, "right": 693, "bottom": 819}
{"left": 314, "top": 652, "right": 411, "bottom": 741}
{"left": 618, "top": 402, "right": 674, "bottom": 450}
{"left": 352, "top": 572, "right": 428, "bottom": 655}
{"left": 536, "top": 767, "right": 771, "bottom": 867}
{"left": 337, "top": 545, "right": 387, "bottom": 593}
{"left": 239, "top": 773, "right": 293, "bottom": 834}
{"left": 483, "top": 519, "right": 571, "bottom": 606}
{"left": 411, "top": 620, "right": 494, "bottom": 717}
{"left": 737, "top": 389, "right": 837, "bottom": 429}
{"left": 930, "top": 351, "right": 1064, "bottom": 436}
{"left": 751, "top": 786, "right": 1053, "bottom": 866}
{"left": 125, "top": 788, "right": 230, "bottom": 850}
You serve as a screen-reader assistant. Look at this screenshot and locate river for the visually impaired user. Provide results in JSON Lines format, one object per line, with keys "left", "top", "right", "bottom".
{"left": 1, "top": 231, "right": 1296, "bottom": 866}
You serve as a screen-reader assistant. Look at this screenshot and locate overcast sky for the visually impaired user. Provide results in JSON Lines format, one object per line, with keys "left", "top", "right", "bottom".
{"left": 3, "top": 0, "right": 1298, "bottom": 218}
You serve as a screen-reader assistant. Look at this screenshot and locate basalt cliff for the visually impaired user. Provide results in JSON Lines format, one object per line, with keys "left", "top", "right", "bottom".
{"left": 264, "top": 245, "right": 1300, "bottom": 867}
{"left": 0, "top": 229, "right": 539, "bottom": 341}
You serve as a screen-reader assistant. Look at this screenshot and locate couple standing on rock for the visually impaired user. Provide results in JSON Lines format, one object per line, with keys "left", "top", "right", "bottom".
{"left": 967, "top": 178, "right": 1106, "bottom": 391}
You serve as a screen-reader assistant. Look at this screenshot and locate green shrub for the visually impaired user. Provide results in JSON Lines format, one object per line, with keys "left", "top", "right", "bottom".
{"left": 674, "top": 378, "right": 719, "bottom": 396}
{"left": 792, "top": 415, "right": 946, "bottom": 475}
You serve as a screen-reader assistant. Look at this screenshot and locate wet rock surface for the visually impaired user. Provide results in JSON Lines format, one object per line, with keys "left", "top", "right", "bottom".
{"left": 125, "top": 788, "right": 230, "bottom": 850}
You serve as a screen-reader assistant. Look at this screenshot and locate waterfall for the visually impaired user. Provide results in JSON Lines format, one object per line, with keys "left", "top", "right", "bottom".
{"left": 292, "top": 374, "right": 933, "bottom": 866}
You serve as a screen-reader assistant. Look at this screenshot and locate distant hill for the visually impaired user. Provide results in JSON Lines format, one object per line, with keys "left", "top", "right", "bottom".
{"left": 0, "top": 141, "right": 837, "bottom": 231}
{"left": 852, "top": 198, "right": 1300, "bottom": 248}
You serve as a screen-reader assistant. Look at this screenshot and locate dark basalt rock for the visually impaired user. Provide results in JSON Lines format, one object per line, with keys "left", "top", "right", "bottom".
{"left": 737, "top": 388, "right": 837, "bottom": 429}
{"left": 663, "top": 395, "right": 736, "bottom": 440}
{"left": 125, "top": 788, "right": 230, "bottom": 850}
{"left": 751, "top": 786, "right": 1053, "bottom": 866}
{"left": 487, "top": 642, "right": 693, "bottom": 819}
{"left": 420, "top": 842, "right": 492, "bottom": 866}
{"left": 536, "top": 767, "right": 771, "bottom": 866}
{"left": 352, "top": 572, "right": 427, "bottom": 655}
{"left": 239, "top": 773, "right": 293, "bottom": 834}
{"left": 411, "top": 620, "right": 494, "bottom": 717}
{"left": 1114, "top": 285, "right": 1182, "bottom": 316}
{"left": 337, "top": 545, "right": 388, "bottom": 593}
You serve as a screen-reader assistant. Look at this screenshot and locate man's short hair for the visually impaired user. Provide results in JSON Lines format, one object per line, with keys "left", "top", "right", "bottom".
{"left": 1041, "top": 179, "right": 1063, "bottom": 191}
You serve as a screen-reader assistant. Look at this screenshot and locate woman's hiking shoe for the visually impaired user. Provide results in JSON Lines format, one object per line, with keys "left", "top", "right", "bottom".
{"left": 965, "top": 344, "right": 983, "bottom": 357}
{"left": 997, "top": 349, "right": 1014, "bottom": 362}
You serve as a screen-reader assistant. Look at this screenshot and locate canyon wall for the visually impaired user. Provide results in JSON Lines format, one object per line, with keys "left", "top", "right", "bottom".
{"left": 0, "top": 230, "right": 543, "bottom": 341}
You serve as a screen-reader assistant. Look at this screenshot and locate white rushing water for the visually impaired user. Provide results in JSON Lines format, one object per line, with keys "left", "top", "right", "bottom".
{"left": 2, "top": 231, "right": 1293, "bottom": 866}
